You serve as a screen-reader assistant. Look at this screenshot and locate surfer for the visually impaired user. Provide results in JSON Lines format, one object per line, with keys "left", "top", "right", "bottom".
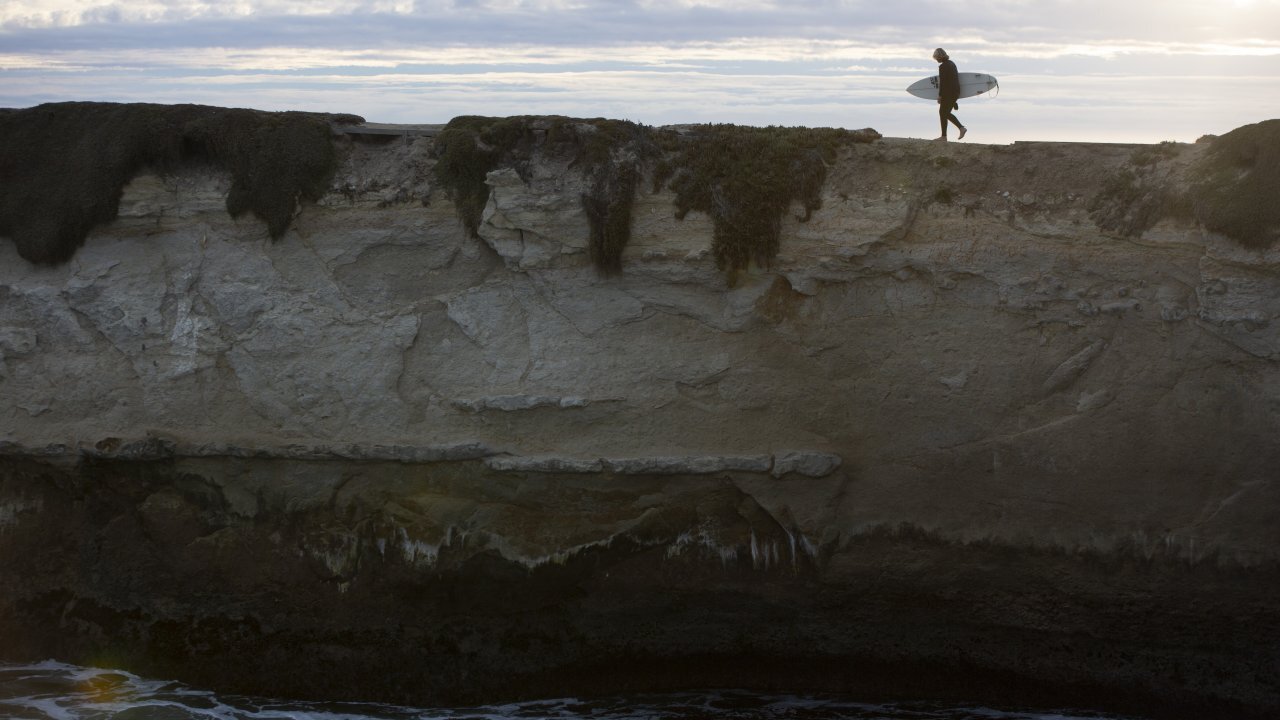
{"left": 933, "top": 48, "right": 967, "bottom": 141}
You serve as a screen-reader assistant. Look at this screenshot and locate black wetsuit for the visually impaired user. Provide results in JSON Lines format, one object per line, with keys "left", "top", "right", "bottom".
{"left": 938, "top": 59, "right": 963, "bottom": 137}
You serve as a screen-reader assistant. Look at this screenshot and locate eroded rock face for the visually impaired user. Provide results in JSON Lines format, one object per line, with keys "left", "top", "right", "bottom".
{"left": 1, "top": 454, "right": 1276, "bottom": 718}
{"left": 1, "top": 128, "right": 1278, "bottom": 717}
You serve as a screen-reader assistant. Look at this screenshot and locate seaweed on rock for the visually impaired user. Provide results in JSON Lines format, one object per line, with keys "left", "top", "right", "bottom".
{"left": 0, "top": 102, "right": 357, "bottom": 265}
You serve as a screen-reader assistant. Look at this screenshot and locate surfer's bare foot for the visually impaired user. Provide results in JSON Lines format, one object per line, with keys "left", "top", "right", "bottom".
{"left": 958, "top": 127, "right": 968, "bottom": 140}
{"left": 934, "top": 136, "right": 948, "bottom": 142}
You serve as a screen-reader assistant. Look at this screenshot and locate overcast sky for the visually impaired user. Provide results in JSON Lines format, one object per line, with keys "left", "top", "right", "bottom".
{"left": 3, "top": 0, "right": 1279, "bottom": 143}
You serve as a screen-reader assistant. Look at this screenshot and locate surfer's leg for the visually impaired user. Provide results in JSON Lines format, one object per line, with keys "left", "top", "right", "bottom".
{"left": 944, "top": 108, "right": 965, "bottom": 139}
{"left": 938, "top": 104, "right": 949, "bottom": 140}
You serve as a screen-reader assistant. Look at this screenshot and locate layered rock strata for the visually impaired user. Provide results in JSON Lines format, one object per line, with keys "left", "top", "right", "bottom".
{"left": 1, "top": 123, "right": 1278, "bottom": 718}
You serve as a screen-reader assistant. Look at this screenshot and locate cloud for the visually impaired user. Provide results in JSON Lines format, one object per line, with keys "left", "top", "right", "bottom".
{"left": 4, "top": 1, "right": 1280, "bottom": 45}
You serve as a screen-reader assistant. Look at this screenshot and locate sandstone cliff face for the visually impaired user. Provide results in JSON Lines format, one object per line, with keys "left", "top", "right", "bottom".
{"left": 1, "top": 125, "right": 1278, "bottom": 716}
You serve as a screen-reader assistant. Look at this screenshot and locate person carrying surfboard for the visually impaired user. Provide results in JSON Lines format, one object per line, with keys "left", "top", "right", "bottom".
{"left": 933, "top": 48, "right": 967, "bottom": 141}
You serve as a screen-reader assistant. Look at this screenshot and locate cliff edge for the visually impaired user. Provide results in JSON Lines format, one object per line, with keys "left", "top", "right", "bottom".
{"left": 1, "top": 104, "right": 1278, "bottom": 718}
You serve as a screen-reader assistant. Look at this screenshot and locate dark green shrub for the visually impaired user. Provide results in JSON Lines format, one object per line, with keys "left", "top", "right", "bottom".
{"left": 0, "top": 102, "right": 355, "bottom": 264}
{"left": 657, "top": 125, "right": 880, "bottom": 273}
{"left": 432, "top": 115, "right": 654, "bottom": 274}
{"left": 183, "top": 107, "right": 347, "bottom": 239}
{"left": 0, "top": 103, "right": 177, "bottom": 264}
{"left": 431, "top": 116, "right": 537, "bottom": 238}
{"left": 1191, "top": 119, "right": 1280, "bottom": 249}
{"left": 576, "top": 120, "right": 653, "bottom": 275}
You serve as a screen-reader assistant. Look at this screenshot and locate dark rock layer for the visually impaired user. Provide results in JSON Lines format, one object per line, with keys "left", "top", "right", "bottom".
{"left": 1, "top": 452, "right": 1276, "bottom": 719}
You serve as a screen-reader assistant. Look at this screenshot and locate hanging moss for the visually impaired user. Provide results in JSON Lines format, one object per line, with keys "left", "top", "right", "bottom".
{"left": 0, "top": 103, "right": 179, "bottom": 264}
{"left": 581, "top": 163, "right": 639, "bottom": 276}
{"left": 182, "top": 107, "right": 351, "bottom": 240}
{"left": 430, "top": 116, "right": 539, "bottom": 238}
{"left": 432, "top": 115, "right": 654, "bottom": 274}
{"left": 1190, "top": 119, "right": 1280, "bottom": 249}
{"left": 656, "top": 125, "right": 880, "bottom": 274}
{"left": 575, "top": 120, "right": 654, "bottom": 275}
{"left": 433, "top": 118, "right": 884, "bottom": 276}
{"left": 0, "top": 102, "right": 357, "bottom": 265}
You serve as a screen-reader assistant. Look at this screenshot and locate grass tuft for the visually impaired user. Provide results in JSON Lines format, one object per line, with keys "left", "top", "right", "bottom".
{"left": 1129, "top": 140, "right": 1182, "bottom": 167}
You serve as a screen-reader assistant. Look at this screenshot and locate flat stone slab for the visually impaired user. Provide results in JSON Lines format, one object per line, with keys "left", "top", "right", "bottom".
{"left": 772, "top": 451, "right": 843, "bottom": 478}
{"left": 603, "top": 455, "right": 774, "bottom": 475}
{"left": 485, "top": 456, "right": 605, "bottom": 473}
{"left": 0, "top": 440, "right": 495, "bottom": 463}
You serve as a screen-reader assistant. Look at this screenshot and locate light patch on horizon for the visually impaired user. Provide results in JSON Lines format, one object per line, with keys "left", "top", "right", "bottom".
{"left": 3, "top": 59, "right": 1272, "bottom": 144}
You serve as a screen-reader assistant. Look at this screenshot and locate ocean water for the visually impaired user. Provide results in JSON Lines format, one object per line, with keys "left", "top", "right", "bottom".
{"left": 0, "top": 661, "right": 1144, "bottom": 720}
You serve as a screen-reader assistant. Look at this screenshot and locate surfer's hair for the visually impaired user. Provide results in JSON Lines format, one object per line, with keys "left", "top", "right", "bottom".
{"left": 933, "top": 48, "right": 949, "bottom": 61}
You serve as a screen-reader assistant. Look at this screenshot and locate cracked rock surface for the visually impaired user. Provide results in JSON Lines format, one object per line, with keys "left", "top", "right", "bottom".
{"left": 1, "top": 130, "right": 1278, "bottom": 717}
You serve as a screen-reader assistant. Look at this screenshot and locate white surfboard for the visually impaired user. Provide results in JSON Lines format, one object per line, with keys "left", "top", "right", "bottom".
{"left": 906, "top": 72, "right": 999, "bottom": 100}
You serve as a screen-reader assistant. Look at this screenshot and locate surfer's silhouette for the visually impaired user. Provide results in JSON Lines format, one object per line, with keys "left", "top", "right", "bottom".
{"left": 933, "top": 48, "right": 967, "bottom": 141}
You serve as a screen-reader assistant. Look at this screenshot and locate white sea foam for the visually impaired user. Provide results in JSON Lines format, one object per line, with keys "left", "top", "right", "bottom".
{"left": 0, "top": 663, "right": 1148, "bottom": 720}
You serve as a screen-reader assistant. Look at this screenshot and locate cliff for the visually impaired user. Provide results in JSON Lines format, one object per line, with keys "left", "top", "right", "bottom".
{"left": 1, "top": 105, "right": 1278, "bottom": 718}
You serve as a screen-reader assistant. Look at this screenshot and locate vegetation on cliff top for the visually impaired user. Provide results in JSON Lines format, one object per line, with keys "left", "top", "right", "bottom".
{"left": 7, "top": 103, "right": 1273, "bottom": 267}
{"left": 4, "top": 103, "right": 888, "bottom": 273}
{"left": 1191, "top": 119, "right": 1280, "bottom": 249}
{"left": 0, "top": 102, "right": 360, "bottom": 264}
{"left": 1091, "top": 122, "right": 1280, "bottom": 249}
{"left": 430, "top": 115, "right": 537, "bottom": 239}
{"left": 1088, "top": 144, "right": 1189, "bottom": 239}
{"left": 434, "top": 117, "right": 881, "bottom": 276}
{"left": 431, "top": 115, "right": 654, "bottom": 274}
{"left": 656, "top": 125, "right": 881, "bottom": 275}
